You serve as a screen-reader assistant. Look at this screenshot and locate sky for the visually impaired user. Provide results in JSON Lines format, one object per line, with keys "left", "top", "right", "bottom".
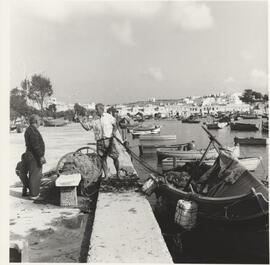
{"left": 10, "top": 0, "right": 268, "bottom": 104}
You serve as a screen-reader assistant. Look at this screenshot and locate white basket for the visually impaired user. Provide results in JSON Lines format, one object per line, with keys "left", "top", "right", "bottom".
{"left": 174, "top": 199, "right": 198, "bottom": 230}
{"left": 142, "top": 177, "right": 158, "bottom": 196}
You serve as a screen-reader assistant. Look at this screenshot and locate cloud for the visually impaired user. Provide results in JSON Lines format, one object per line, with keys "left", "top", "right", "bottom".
{"left": 240, "top": 49, "right": 253, "bottom": 60}
{"left": 12, "top": 0, "right": 73, "bottom": 22}
{"left": 110, "top": 21, "right": 135, "bottom": 46}
{"left": 224, "top": 76, "right": 235, "bottom": 83}
{"left": 13, "top": 0, "right": 162, "bottom": 22}
{"left": 142, "top": 67, "right": 165, "bottom": 82}
{"left": 170, "top": 1, "right": 214, "bottom": 31}
{"left": 250, "top": 69, "right": 267, "bottom": 88}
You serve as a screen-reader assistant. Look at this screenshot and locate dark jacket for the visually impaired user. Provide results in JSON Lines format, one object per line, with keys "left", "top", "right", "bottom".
{"left": 24, "top": 125, "right": 45, "bottom": 162}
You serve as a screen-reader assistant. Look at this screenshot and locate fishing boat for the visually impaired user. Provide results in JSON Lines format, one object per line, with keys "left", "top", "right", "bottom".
{"left": 43, "top": 118, "right": 69, "bottom": 127}
{"left": 182, "top": 116, "right": 201, "bottom": 124}
{"left": 139, "top": 135, "right": 176, "bottom": 141}
{"left": 230, "top": 122, "right": 259, "bottom": 131}
{"left": 161, "top": 156, "right": 262, "bottom": 172}
{"left": 234, "top": 137, "right": 268, "bottom": 146}
{"left": 206, "top": 122, "right": 228, "bottom": 129}
{"left": 130, "top": 125, "right": 161, "bottom": 137}
{"left": 156, "top": 144, "right": 240, "bottom": 164}
{"left": 138, "top": 135, "right": 177, "bottom": 155}
{"left": 262, "top": 121, "right": 268, "bottom": 133}
{"left": 144, "top": 127, "right": 268, "bottom": 223}
{"left": 240, "top": 114, "right": 259, "bottom": 119}
{"left": 154, "top": 150, "right": 268, "bottom": 223}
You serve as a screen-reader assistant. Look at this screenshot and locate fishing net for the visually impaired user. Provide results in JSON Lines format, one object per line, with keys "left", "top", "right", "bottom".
{"left": 58, "top": 152, "right": 103, "bottom": 196}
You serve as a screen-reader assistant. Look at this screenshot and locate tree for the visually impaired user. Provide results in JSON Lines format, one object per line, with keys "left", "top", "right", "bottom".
{"left": 10, "top": 87, "right": 32, "bottom": 120}
{"left": 27, "top": 74, "right": 53, "bottom": 113}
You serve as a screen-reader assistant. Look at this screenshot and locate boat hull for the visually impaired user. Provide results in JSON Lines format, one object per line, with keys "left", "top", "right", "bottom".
{"left": 234, "top": 137, "right": 268, "bottom": 146}
{"left": 131, "top": 126, "right": 161, "bottom": 137}
{"left": 157, "top": 145, "right": 240, "bottom": 164}
{"left": 182, "top": 120, "right": 200, "bottom": 123}
{"left": 230, "top": 122, "right": 259, "bottom": 131}
{"left": 155, "top": 183, "right": 268, "bottom": 223}
{"left": 43, "top": 119, "right": 69, "bottom": 127}
{"left": 206, "top": 122, "right": 227, "bottom": 129}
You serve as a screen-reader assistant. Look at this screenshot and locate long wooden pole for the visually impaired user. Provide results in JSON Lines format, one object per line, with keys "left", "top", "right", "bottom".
{"left": 201, "top": 126, "right": 224, "bottom": 148}
{"left": 183, "top": 126, "right": 225, "bottom": 191}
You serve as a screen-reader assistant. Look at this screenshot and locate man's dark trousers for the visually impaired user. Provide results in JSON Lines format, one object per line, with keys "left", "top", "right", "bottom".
{"left": 20, "top": 151, "right": 42, "bottom": 197}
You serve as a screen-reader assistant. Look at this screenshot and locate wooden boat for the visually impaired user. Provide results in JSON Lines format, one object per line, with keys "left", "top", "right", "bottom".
{"left": 139, "top": 135, "right": 176, "bottom": 141}
{"left": 155, "top": 150, "right": 268, "bottom": 223}
{"left": 234, "top": 137, "right": 268, "bottom": 146}
{"left": 240, "top": 114, "right": 259, "bottom": 119}
{"left": 43, "top": 118, "right": 69, "bottom": 127}
{"left": 156, "top": 144, "right": 240, "bottom": 164}
{"left": 230, "top": 122, "right": 259, "bottom": 131}
{"left": 139, "top": 143, "right": 183, "bottom": 156}
{"left": 206, "top": 122, "right": 227, "bottom": 129}
{"left": 182, "top": 116, "right": 201, "bottom": 124}
{"left": 130, "top": 125, "right": 161, "bottom": 137}
{"left": 262, "top": 121, "right": 268, "bottom": 133}
{"left": 138, "top": 135, "right": 177, "bottom": 155}
{"left": 161, "top": 156, "right": 262, "bottom": 172}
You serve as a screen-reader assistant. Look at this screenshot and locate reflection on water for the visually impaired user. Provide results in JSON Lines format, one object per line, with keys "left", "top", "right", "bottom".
{"left": 129, "top": 119, "right": 269, "bottom": 263}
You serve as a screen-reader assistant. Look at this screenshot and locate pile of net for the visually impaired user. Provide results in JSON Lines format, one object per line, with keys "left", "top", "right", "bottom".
{"left": 58, "top": 152, "right": 103, "bottom": 196}
{"left": 100, "top": 173, "right": 140, "bottom": 192}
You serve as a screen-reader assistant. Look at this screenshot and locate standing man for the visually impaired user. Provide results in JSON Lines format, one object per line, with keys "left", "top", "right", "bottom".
{"left": 78, "top": 103, "right": 120, "bottom": 178}
{"left": 20, "top": 114, "right": 46, "bottom": 199}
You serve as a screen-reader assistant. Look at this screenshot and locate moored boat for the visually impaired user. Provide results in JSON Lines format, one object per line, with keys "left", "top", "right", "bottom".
{"left": 130, "top": 125, "right": 161, "bottom": 137}
{"left": 262, "top": 121, "right": 268, "bottom": 133}
{"left": 240, "top": 114, "right": 259, "bottom": 119}
{"left": 230, "top": 122, "right": 259, "bottom": 131}
{"left": 206, "top": 122, "right": 227, "bottom": 129}
{"left": 161, "top": 156, "right": 262, "bottom": 172}
{"left": 43, "top": 118, "right": 69, "bottom": 127}
{"left": 139, "top": 135, "right": 176, "bottom": 141}
{"left": 156, "top": 144, "right": 240, "bottom": 164}
{"left": 182, "top": 116, "right": 201, "bottom": 124}
{"left": 234, "top": 137, "right": 268, "bottom": 146}
{"left": 154, "top": 150, "right": 268, "bottom": 223}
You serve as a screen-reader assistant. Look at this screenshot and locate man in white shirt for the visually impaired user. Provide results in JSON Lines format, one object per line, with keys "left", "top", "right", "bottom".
{"left": 78, "top": 103, "right": 120, "bottom": 178}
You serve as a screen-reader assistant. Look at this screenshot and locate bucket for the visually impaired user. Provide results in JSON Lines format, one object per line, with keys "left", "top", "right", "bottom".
{"left": 174, "top": 199, "right": 198, "bottom": 230}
